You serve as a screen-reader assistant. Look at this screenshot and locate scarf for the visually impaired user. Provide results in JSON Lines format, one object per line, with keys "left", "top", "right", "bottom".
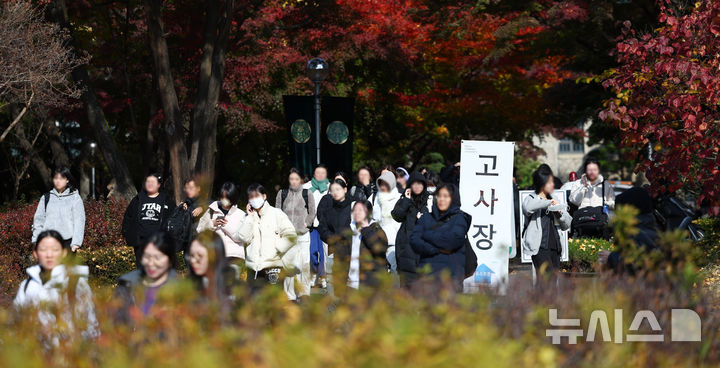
{"left": 377, "top": 191, "right": 399, "bottom": 223}
{"left": 310, "top": 178, "right": 329, "bottom": 193}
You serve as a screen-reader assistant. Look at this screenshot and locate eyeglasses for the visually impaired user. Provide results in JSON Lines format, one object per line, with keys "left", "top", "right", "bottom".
{"left": 141, "top": 254, "right": 168, "bottom": 265}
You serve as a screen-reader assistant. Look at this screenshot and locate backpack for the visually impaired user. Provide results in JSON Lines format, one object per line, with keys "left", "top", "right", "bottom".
{"left": 166, "top": 204, "right": 194, "bottom": 252}
{"left": 281, "top": 188, "right": 309, "bottom": 212}
{"left": 43, "top": 192, "right": 51, "bottom": 212}
{"left": 571, "top": 181, "right": 609, "bottom": 239}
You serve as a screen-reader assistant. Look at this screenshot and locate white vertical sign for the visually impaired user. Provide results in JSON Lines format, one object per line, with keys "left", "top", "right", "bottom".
{"left": 460, "top": 140, "right": 514, "bottom": 293}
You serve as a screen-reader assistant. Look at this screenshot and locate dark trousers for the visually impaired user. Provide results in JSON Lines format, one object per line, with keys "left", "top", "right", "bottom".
{"left": 398, "top": 270, "right": 419, "bottom": 289}
{"left": 532, "top": 247, "right": 560, "bottom": 280}
{"left": 248, "top": 268, "right": 283, "bottom": 296}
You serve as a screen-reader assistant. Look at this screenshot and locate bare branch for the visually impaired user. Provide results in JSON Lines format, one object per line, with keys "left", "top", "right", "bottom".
{"left": 0, "top": 90, "right": 34, "bottom": 142}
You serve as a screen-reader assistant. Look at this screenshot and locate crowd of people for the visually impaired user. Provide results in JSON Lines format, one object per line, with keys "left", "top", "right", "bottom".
{"left": 18, "top": 156, "right": 662, "bottom": 342}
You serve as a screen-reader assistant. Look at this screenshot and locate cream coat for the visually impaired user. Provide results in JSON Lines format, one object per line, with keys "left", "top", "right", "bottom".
{"left": 235, "top": 203, "right": 298, "bottom": 272}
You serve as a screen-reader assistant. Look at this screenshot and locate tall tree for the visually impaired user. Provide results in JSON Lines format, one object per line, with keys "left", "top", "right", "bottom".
{"left": 49, "top": 0, "right": 138, "bottom": 200}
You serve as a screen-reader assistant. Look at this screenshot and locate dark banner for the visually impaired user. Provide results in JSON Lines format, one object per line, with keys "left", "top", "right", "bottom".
{"left": 282, "top": 95, "right": 354, "bottom": 177}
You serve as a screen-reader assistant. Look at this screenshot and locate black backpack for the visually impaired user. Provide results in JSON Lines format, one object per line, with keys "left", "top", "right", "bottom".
{"left": 280, "top": 188, "right": 309, "bottom": 212}
{"left": 166, "top": 204, "right": 193, "bottom": 252}
{"left": 43, "top": 192, "right": 51, "bottom": 211}
{"left": 571, "top": 181, "right": 610, "bottom": 239}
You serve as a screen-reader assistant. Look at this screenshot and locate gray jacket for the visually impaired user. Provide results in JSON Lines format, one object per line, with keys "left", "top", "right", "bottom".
{"left": 522, "top": 192, "right": 572, "bottom": 256}
{"left": 32, "top": 188, "right": 86, "bottom": 246}
{"left": 275, "top": 186, "right": 316, "bottom": 235}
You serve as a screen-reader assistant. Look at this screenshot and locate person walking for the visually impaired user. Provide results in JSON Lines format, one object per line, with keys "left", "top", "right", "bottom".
{"left": 349, "top": 165, "right": 376, "bottom": 202}
{"left": 122, "top": 173, "right": 176, "bottom": 266}
{"left": 371, "top": 170, "right": 402, "bottom": 271}
{"left": 32, "top": 167, "right": 86, "bottom": 252}
{"left": 115, "top": 232, "right": 179, "bottom": 321}
{"left": 316, "top": 179, "right": 353, "bottom": 286}
{"left": 235, "top": 184, "right": 298, "bottom": 299}
{"left": 276, "top": 168, "right": 316, "bottom": 300}
{"left": 15, "top": 230, "right": 98, "bottom": 342}
{"left": 187, "top": 231, "right": 237, "bottom": 315}
{"left": 348, "top": 200, "right": 388, "bottom": 289}
{"left": 303, "top": 164, "right": 330, "bottom": 228}
{"left": 196, "top": 181, "right": 247, "bottom": 262}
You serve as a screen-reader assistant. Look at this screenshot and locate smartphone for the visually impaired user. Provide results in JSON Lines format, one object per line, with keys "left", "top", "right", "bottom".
{"left": 216, "top": 215, "right": 225, "bottom": 221}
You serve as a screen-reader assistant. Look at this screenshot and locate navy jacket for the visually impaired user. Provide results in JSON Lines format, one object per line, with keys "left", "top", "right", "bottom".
{"left": 410, "top": 204, "right": 471, "bottom": 281}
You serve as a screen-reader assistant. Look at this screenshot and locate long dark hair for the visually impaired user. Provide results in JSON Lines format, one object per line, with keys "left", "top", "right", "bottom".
{"left": 53, "top": 166, "right": 77, "bottom": 193}
{"left": 139, "top": 232, "right": 177, "bottom": 275}
{"left": 187, "top": 231, "right": 232, "bottom": 302}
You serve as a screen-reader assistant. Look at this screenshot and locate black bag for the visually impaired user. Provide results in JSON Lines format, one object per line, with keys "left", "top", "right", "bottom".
{"left": 166, "top": 204, "right": 193, "bottom": 252}
{"left": 571, "top": 181, "right": 609, "bottom": 239}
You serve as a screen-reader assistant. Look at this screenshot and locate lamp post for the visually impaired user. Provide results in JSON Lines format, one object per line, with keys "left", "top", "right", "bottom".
{"left": 89, "top": 141, "right": 97, "bottom": 200}
{"left": 306, "top": 58, "right": 329, "bottom": 165}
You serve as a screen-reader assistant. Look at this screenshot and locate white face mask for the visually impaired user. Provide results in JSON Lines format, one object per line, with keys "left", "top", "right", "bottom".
{"left": 427, "top": 187, "right": 436, "bottom": 194}
{"left": 249, "top": 197, "right": 265, "bottom": 209}
{"left": 220, "top": 198, "right": 232, "bottom": 208}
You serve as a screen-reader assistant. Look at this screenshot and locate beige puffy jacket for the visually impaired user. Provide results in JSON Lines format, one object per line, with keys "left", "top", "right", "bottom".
{"left": 235, "top": 203, "right": 298, "bottom": 272}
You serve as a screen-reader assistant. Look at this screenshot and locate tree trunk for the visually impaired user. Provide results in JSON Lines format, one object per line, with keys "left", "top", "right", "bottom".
{"left": 44, "top": 120, "right": 70, "bottom": 168}
{"left": 190, "top": 0, "right": 235, "bottom": 193}
{"left": 146, "top": 0, "right": 190, "bottom": 203}
{"left": 50, "top": 0, "right": 138, "bottom": 200}
{"left": 14, "top": 120, "right": 52, "bottom": 190}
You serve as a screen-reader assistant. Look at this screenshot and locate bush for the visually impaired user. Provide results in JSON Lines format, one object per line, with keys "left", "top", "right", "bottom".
{"left": 694, "top": 217, "right": 720, "bottom": 263}
{"left": 0, "top": 199, "right": 128, "bottom": 304}
{"left": 78, "top": 246, "right": 136, "bottom": 288}
{"left": 0, "top": 203, "right": 37, "bottom": 304}
{"left": 566, "top": 237, "right": 613, "bottom": 272}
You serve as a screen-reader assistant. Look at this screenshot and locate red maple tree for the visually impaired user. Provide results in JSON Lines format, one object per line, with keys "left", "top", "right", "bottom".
{"left": 601, "top": 0, "right": 720, "bottom": 211}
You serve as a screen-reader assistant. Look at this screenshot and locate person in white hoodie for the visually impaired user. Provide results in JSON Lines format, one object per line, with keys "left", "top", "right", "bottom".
{"left": 15, "top": 230, "right": 98, "bottom": 343}
{"left": 235, "top": 183, "right": 298, "bottom": 298}
{"left": 32, "top": 167, "right": 86, "bottom": 252}
{"left": 569, "top": 157, "right": 615, "bottom": 210}
{"left": 196, "top": 182, "right": 247, "bottom": 263}
{"left": 371, "top": 170, "right": 402, "bottom": 271}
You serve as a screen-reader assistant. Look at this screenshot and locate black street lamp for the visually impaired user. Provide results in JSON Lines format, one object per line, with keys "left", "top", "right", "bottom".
{"left": 89, "top": 141, "right": 97, "bottom": 200}
{"left": 306, "top": 58, "right": 329, "bottom": 165}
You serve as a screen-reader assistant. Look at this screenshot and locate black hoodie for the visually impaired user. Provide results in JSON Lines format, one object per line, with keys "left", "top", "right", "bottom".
{"left": 391, "top": 171, "right": 431, "bottom": 274}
